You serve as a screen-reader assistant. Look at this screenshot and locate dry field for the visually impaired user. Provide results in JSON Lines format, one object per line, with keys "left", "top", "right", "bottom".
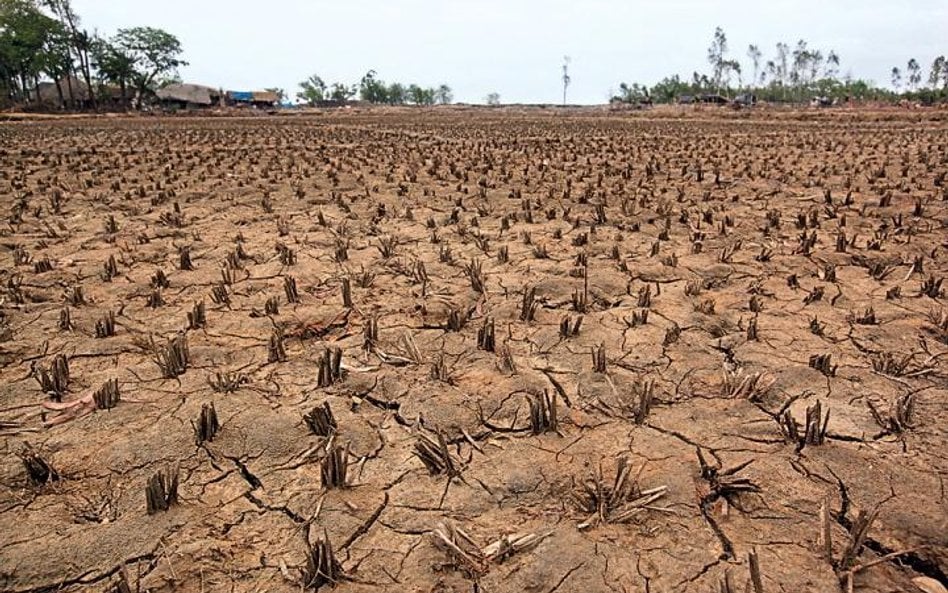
{"left": 1, "top": 109, "right": 947, "bottom": 593}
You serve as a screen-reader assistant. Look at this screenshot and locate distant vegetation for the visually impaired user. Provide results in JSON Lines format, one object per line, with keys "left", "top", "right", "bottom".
{"left": 296, "top": 70, "right": 452, "bottom": 106}
{"left": 1, "top": 0, "right": 186, "bottom": 108}
{"left": 612, "top": 27, "right": 948, "bottom": 105}
{"left": 1, "top": 2, "right": 945, "bottom": 110}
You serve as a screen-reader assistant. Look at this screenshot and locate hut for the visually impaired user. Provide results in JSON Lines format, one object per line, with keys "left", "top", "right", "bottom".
{"left": 156, "top": 83, "right": 223, "bottom": 109}
{"left": 32, "top": 76, "right": 92, "bottom": 108}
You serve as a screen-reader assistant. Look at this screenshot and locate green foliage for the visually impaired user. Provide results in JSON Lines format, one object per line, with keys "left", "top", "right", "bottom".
{"left": 359, "top": 69, "right": 388, "bottom": 103}
{"left": 111, "top": 26, "right": 186, "bottom": 104}
{"left": 297, "top": 74, "right": 325, "bottom": 105}
{"left": 930, "top": 56, "right": 947, "bottom": 90}
{"left": 91, "top": 36, "right": 134, "bottom": 104}
{"left": 612, "top": 82, "right": 649, "bottom": 104}
{"left": 485, "top": 92, "right": 500, "bottom": 106}
{"left": 386, "top": 81, "right": 406, "bottom": 105}
{"left": 0, "top": 0, "right": 64, "bottom": 102}
{"left": 407, "top": 84, "right": 435, "bottom": 105}
{"left": 616, "top": 27, "right": 944, "bottom": 106}
{"left": 296, "top": 71, "right": 444, "bottom": 106}
{"left": 328, "top": 82, "right": 355, "bottom": 102}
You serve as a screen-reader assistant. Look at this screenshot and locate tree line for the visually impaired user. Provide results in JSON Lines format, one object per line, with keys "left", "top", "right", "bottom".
{"left": 613, "top": 27, "right": 948, "bottom": 105}
{"left": 1, "top": 0, "right": 186, "bottom": 108}
{"left": 295, "top": 70, "right": 452, "bottom": 106}
{"left": 2, "top": 0, "right": 455, "bottom": 110}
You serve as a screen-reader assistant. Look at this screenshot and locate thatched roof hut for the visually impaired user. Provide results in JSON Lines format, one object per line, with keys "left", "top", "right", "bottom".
{"left": 33, "top": 76, "right": 92, "bottom": 105}
{"left": 156, "top": 83, "right": 222, "bottom": 106}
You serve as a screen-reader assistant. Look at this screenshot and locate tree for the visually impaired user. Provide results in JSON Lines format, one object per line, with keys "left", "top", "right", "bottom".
{"left": 91, "top": 36, "right": 135, "bottom": 107}
{"left": 328, "top": 82, "right": 355, "bottom": 102}
{"left": 907, "top": 59, "right": 921, "bottom": 91}
{"left": 747, "top": 44, "right": 762, "bottom": 87}
{"left": 485, "top": 92, "right": 500, "bottom": 106}
{"left": 386, "top": 81, "right": 406, "bottom": 105}
{"left": 808, "top": 49, "right": 824, "bottom": 85}
{"left": 42, "top": 0, "right": 95, "bottom": 109}
{"left": 359, "top": 70, "right": 388, "bottom": 103}
{"left": 706, "top": 27, "right": 728, "bottom": 92}
{"left": 0, "top": 0, "right": 62, "bottom": 103}
{"left": 614, "top": 82, "right": 648, "bottom": 104}
{"left": 434, "top": 84, "right": 452, "bottom": 104}
{"left": 112, "top": 27, "right": 186, "bottom": 106}
{"left": 929, "top": 56, "right": 946, "bottom": 90}
{"left": 790, "top": 39, "right": 808, "bottom": 93}
{"left": 721, "top": 59, "right": 741, "bottom": 92}
{"left": 775, "top": 43, "right": 789, "bottom": 87}
{"left": 824, "top": 50, "right": 840, "bottom": 79}
{"left": 407, "top": 84, "right": 434, "bottom": 105}
{"left": 561, "top": 55, "right": 571, "bottom": 105}
{"left": 296, "top": 74, "right": 326, "bottom": 105}
{"left": 890, "top": 67, "right": 902, "bottom": 92}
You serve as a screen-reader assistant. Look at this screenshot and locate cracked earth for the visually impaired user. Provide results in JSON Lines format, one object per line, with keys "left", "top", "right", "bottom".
{"left": 1, "top": 107, "right": 947, "bottom": 592}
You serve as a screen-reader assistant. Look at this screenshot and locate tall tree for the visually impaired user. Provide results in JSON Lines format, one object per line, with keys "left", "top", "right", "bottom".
{"left": 92, "top": 36, "right": 135, "bottom": 107}
{"left": 929, "top": 56, "right": 946, "bottom": 90}
{"left": 824, "top": 50, "right": 840, "bottom": 79}
{"left": 42, "top": 0, "right": 95, "bottom": 109}
{"left": 359, "top": 70, "right": 387, "bottom": 103}
{"left": 907, "top": 58, "right": 921, "bottom": 91}
{"left": 706, "top": 27, "right": 728, "bottom": 92}
{"left": 747, "top": 44, "right": 762, "bottom": 87}
{"left": 113, "top": 27, "right": 186, "bottom": 106}
{"left": 777, "top": 43, "right": 790, "bottom": 87}
{"left": 808, "top": 49, "right": 824, "bottom": 85}
{"left": 0, "top": 0, "right": 61, "bottom": 103}
{"left": 890, "top": 66, "right": 902, "bottom": 92}
{"left": 561, "top": 55, "right": 571, "bottom": 105}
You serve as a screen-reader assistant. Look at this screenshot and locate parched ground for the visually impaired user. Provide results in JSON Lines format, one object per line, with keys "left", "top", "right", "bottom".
{"left": 0, "top": 108, "right": 946, "bottom": 593}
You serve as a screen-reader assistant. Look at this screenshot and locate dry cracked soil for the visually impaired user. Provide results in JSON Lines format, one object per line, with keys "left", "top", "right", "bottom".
{"left": 1, "top": 107, "right": 947, "bottom": 593}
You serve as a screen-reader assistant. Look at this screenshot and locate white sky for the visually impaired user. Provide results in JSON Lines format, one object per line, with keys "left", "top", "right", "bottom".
{"left": 72, "top": 0, "right": 946, "bottom": 104}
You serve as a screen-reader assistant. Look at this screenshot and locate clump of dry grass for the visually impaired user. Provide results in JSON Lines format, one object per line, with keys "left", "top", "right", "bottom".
{"left": 34, "top": 354, "right": 69, "bottom": 401}
{"left": 778, "top": 399, "right": 829, "bottom": 452}
{"left": 571, "top": 456, "right": 668, "bottom": 529}
{"left": 317, "top": 347, "right": 343, "bottom": 387}
{"left": 93, "top": 378, "right": 120, "bottom": 410}
{"left": 304, "top": 402, "right": 337, "bottom": 437}
{"left": 303, "top": 530, "right": 346, "bottom": 589}
{"left": 722, "top": 368, "right": 775, "bottom": 401}
{"left": 153, "top": 333, "right": 189, "bottom": 379}
{"left": 320, "top": 440, "right": 349, "bottom": 489}
{"left": 146, "top": 466, "right": 179, "bottom": 514}
{"left": 867, "top": 393, "right": 914, "bottom": 434}
{"left": 193, "top": 402, "right": 220, "bottom": 444}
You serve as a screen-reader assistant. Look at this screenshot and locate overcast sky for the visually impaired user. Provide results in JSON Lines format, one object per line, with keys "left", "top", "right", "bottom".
{"left": 72, "top": 0, "right": 946, "bottom": 104}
